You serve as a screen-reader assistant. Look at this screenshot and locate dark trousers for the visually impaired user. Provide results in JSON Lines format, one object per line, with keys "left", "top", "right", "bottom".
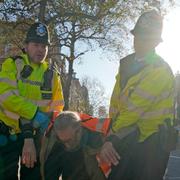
{"left": 0, "top": 134, "right": 41, "bottom": 180}
{"left": 108, "top": 131, "right": 170, "bottom": 180}
{"left": 0, "top": 136, "right": 22, "bottom": 180}
{"left": 20, "top": 160, "right": 41, "bottom": 180}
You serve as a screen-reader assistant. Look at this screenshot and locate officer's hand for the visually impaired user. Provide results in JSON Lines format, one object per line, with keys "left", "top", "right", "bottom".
{"left": 32, "top": 111, "right": 50, "bottom": 133}
{"left": 22, "top": 138, "right": 37, "bottom": 168}
{"left": 99, "top": 141, "right": 120, "bottom": 166}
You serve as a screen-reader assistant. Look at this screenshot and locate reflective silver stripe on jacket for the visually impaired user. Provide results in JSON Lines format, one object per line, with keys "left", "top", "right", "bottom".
{"left": 120, "top": 94, "right": 143, "bottom": 113}
{"left": 142, "top": 108, "right": 173, "bottom": 119}
{"left": 0, "top": 78, "right": 17, "bottom": 87}
{"left": 112, "top": 125, "right": 137, "bottom": 140}
{"left": 120, "top": 88, "right": 173, "bottom": 119}
{"left": 0, "top": 90, "right": 20, "bottom": 120}
{"left": 4, "top": 110, "right": 19, "bottom": 120}
{"left": 31, "top": 99, "right": 51, "bottom": 106}
{"left": 20, "top": 77, "right": 42, "bottom": 86}
{"left": 133, "top": 87, "right": 172, "bottom": 102}
{"left": 48, "top": 100, "right": 64, "bottom": 111}
{"left": 96, "top": 119, "right": 104, "bottom": 132}
{"left": 0, "top": 90, "right": 19, "bottom": 102}
{"left": 31, "top": 99, "right": 64, "bottom": 111}
{"left": 0, "top": 104, "right": 19, "bottom": 120}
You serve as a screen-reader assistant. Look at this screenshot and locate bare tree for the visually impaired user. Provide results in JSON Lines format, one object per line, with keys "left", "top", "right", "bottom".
{"left": 0, "top": 0, "right": 175, "bottom": 109}
{"left": 81, "top": 76, "right": 108, "bottom": 116}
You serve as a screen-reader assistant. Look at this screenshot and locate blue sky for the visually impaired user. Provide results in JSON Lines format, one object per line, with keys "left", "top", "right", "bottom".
{"left": 74, "top": 49, "right": 119, "bottom": 101}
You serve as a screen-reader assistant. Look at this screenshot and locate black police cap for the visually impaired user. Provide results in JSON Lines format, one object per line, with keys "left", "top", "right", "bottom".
{"left": 25, "top": 22, "right": 51, "bottom": 45}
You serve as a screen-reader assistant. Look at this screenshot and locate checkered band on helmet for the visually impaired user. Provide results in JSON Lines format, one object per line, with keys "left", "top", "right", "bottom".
{"left": 131, "top": 9, "right": 163, "bottom": 39}
{"left": 25, "top": 22, "right": 51, "bottom": 45}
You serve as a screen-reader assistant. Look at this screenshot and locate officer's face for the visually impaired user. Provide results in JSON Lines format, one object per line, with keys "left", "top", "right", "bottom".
{"left": 56, "top": 126, "right": 82, "bottom": 152}
{"left": 133, "top": 34, "right": 160, "bottom": 56}
{"left": 25, "top": 42, "right": 48, "bottom": 64}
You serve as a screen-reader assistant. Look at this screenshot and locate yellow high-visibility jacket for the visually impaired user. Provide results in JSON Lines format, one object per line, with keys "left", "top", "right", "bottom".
{"left": 0, "top": 54, "right": 64, "bottom": 133}
{"left": 109, "top": 51, "right": 174, "bottom": 142}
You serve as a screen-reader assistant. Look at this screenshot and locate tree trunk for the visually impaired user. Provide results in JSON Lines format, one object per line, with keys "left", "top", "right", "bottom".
{"left": 63, "top": 20, "right": 76, "bottom": 110}
{"left": 38, "top": 0, "right": 47, "bottom": 23}
{"left": 63, "top": 60, "right": 73, "bottom": 110}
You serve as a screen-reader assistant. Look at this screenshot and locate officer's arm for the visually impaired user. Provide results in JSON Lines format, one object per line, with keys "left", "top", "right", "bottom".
{"left": 0, "top": 58, "right": 37, "bottom": 120}
{"left": 109, "top": 72, "right": 121, "bottom": 120}
{"left": 112, "top": 66, "right": 174, "bottom": 132}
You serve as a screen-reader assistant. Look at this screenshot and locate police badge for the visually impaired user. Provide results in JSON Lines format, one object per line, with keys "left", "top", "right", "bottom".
{"left": 36, "top": 24, "right": 47, "bottom": 37}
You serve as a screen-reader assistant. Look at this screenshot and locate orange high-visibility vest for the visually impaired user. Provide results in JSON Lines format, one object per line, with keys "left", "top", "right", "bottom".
{"left": 79, "top": 113, "right": 111, "bottom": 177}
{"left": 96, "top": 153, "right": 111, "bottom": 178}
{"left": 46, "top": 113, "right": 111, "bottom": 136}
{"left": 45, "top": 112, "right": 112, "bottom": 176}
{"left": 79, "top": 113, "right": 111, "bottom": 135}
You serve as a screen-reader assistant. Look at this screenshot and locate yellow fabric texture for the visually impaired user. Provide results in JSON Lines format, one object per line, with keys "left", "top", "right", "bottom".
{"left": 0, "top": 54, "right": 64, "bottom": 133}
{"left": 109, "top": 52, "right": 174, "bottom": 142}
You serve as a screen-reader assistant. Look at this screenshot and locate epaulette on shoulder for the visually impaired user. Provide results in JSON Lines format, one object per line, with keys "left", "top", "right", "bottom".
{"left": 119, "top": 53, "right": 135, "bottom": 72}
{"left": 120, "top": 53, "right": 135, "bottom": 65}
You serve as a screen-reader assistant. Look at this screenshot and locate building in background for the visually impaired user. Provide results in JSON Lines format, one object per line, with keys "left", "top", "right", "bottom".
{"left": 69, "top": 73, "right": 93, "bottom": 114}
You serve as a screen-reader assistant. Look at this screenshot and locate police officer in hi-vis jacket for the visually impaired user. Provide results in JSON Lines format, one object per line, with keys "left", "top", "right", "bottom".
{"left": 99, "top": 9, "right": 175, "bottom": 180}
{"left": 0, "top": 22, "right": 64, "bottom": 180}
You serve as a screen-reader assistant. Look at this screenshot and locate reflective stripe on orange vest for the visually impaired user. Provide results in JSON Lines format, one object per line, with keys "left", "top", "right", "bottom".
{"left": 79, "top": 114, "right": 112, "bottom": 177}
{"left": 96, "top": 153, "right": 111, "bottom": 178}
{"left": 79, "top": 113, "right": 111, "bottom": 135}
